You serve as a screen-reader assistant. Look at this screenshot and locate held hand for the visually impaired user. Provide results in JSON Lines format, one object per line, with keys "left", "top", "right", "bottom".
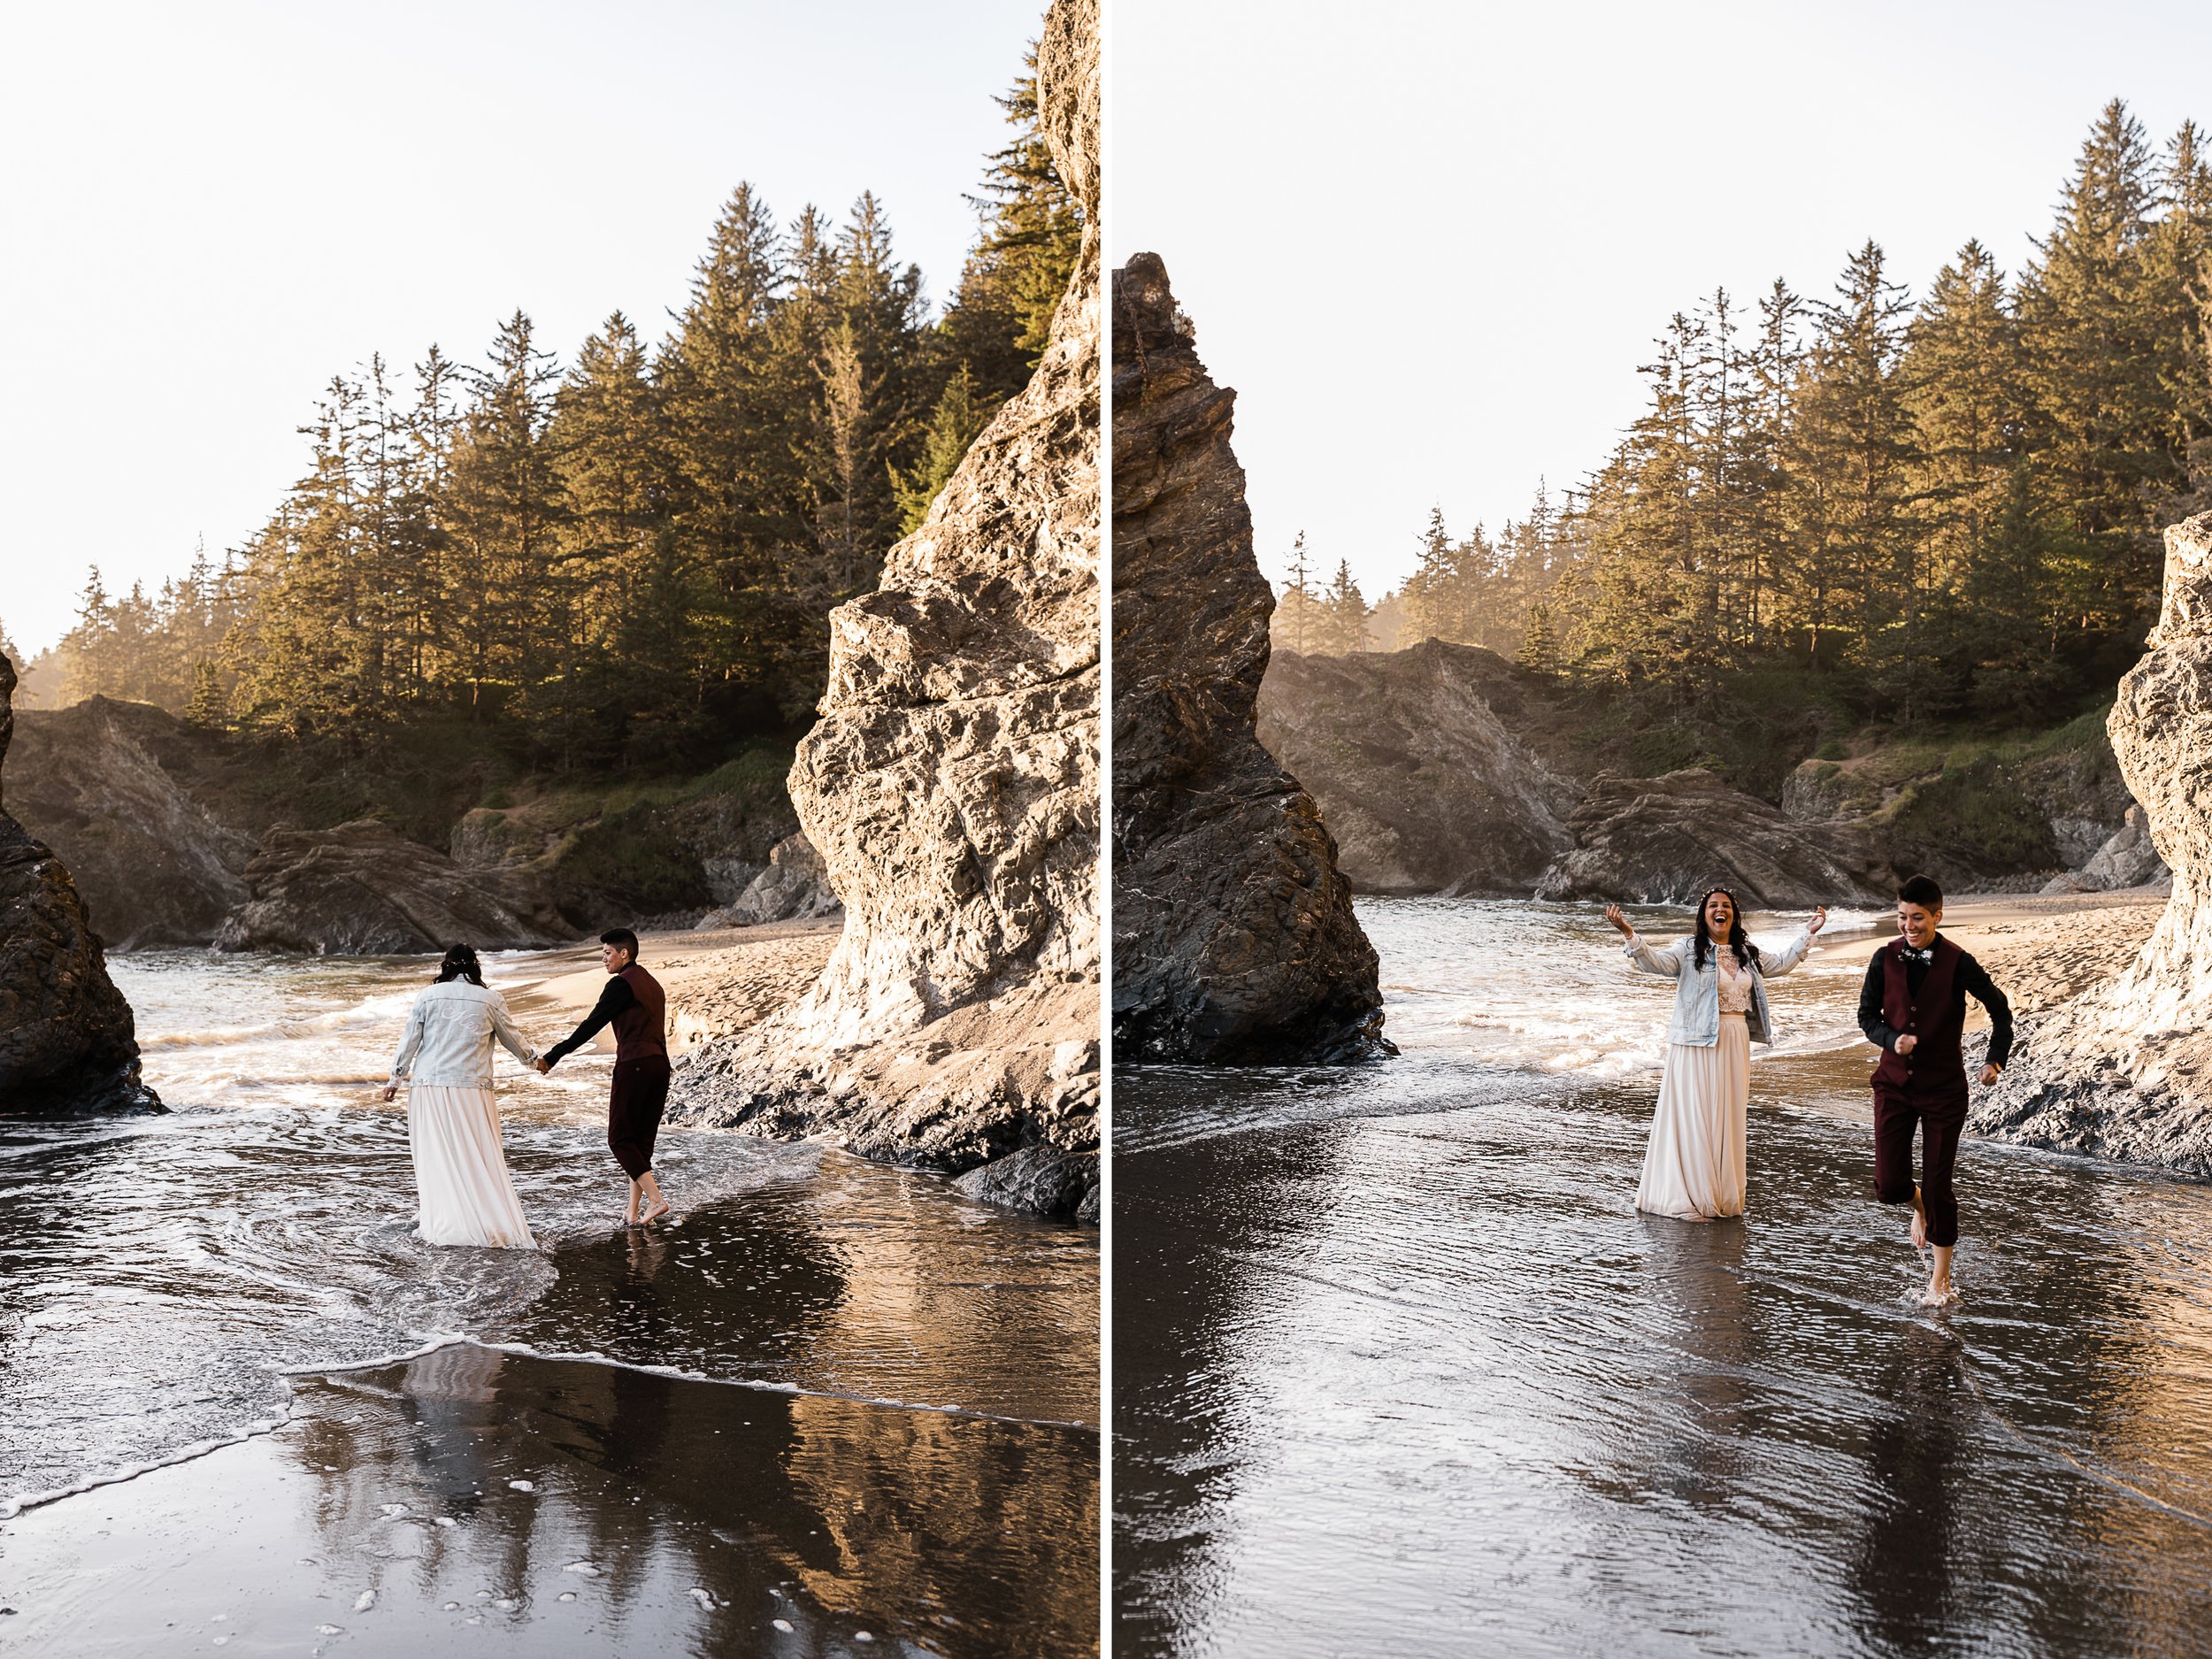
{"left": 1807, "top": 905, "right": 1827, "bottom": 937}
{"left": 1603, "top": 902, "right": 1633, "bottom": 940}
{"left": 1979, "top": 1063, "right": 2001, "bottom": 1087}
{"left": 380, "top": 1085, "right": 398, "bottom": 1102}
{"left": 1893, "top": 1034, "right": 1918, "bottom": 1056}
{"left": 534, "top": 1057, "right": 551, "bottom": 1075}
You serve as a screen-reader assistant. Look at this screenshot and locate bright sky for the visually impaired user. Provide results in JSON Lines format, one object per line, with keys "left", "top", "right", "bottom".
{"left": 1110, "top": 0, "right": 2212, "bottom": 603}
{"left": 0, "top": 0, "right": 1048, "bottom": 655}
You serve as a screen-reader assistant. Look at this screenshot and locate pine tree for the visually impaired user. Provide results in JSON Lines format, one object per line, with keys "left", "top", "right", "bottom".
{"left": 892, "top": 364, "right": 993, "bottom": 534}
{"left": 1320, "top": 559, "right": 1370, "bottom": 654}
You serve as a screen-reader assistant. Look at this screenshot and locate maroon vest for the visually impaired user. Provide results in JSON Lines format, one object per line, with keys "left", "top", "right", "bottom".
{"left": 1872, "top": 934, "right": 1968, "bottom": 1106}
{"left": 613, "top": 964, "right": 668, "bottom": 1063}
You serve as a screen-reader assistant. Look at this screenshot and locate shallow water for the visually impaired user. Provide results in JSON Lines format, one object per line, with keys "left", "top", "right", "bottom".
{"left": 1, "top": 949, "right": 1097, "bottom": 1652}
{"left": 1116, "top": 898, "right": 2212, "bottom": 1659}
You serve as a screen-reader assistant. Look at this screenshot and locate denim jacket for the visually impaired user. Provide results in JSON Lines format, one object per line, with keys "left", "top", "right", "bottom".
{"left": 1624, "top": 929, "right": 1811, "bottom": 1048}
{"left": 388, "top": 980, "right": 540, "bottom": 1088}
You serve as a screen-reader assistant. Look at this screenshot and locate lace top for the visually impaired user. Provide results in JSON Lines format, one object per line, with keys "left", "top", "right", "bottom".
{"left": 1713, "top": 948, "right": 1752, "bottom": 1013}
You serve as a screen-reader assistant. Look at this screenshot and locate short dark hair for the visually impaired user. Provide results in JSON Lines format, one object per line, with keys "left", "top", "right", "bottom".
{"left": 1898, "top": 873, "right": 1944, "bottom": 909}
{"left": 600, "top": 927, "right": 641, "bottom": 963}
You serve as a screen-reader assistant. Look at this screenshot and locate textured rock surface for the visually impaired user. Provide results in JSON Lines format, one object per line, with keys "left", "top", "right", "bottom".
{"left": 0, "top": 657, "right": 160, "bottom": 1111}
{"left": 1534, "top": 769, "right": 1899, "bottom": 906}
{"left": 2040, "top": 805, "right": 2169, "bottom": 895}
{"left": 695, "top": 833, "right": 841, "bottom": 929}
{"left": 6, "top": 698, "right": 255, "bottom": 946}
{"left": 1975, "top": 513, "right": 2212, "bottom": 1173}
{"left": 1256, "top": 641, "right": 1579, "bottom": 895}
{"left": 214, "top": 821, "right": 572, "bottom": 955}
{"left": 672, "top": 0, "right": 1101, "bottom": 1220}
{"left": 1110, "top": 252, "right": 1385, "bottom": 1063}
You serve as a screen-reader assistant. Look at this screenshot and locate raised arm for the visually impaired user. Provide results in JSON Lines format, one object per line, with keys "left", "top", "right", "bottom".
{"left": 488, "top": 993, "right": 539, "bottom": 1070}
{"left": 1761, "top": 908, "right": 1825, "bottom": 979}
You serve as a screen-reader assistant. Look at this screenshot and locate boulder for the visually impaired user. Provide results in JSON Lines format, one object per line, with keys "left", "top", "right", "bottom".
{"left": 2040, "top": 804, "right": 2169, "bottom": 895}
{"left": 214, "top": 820, "right": 572, "bottom": 955}
{"left": 1534, "top": 769, "right": 1898, "bottom": 907}
{"left": 672, "top": 0, "right": 1101, "bottom": 1221}
{"left": 0, "top": 656, "right": 160, "bottom": 1111}
{"left": 695, "top": 833, "right": 841, "bottom": 929}
{"left": 1110, "top": 252, "right": 1385, "bottom": 1063}
{"left": 5, "top": 697, "right": 254, "bottom": 947}
{"left": 1976, "top": 512, "right": 2212, "bottom": 1173}
{"left": 1256, "top": 640, "right": 1578, "bottom": 895}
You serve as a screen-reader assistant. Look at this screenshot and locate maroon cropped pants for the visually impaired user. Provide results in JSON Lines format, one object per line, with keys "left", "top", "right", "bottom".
{"left": 608, "top": 1055, "right": 672, "bottom": 1180}
{"left": 1872, "top": 1087, "right": 1964, "bottom": 1248}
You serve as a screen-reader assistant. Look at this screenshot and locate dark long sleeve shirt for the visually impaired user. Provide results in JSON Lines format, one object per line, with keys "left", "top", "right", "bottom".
{"left": 542, "top": 974, "right": 637, "bottom": 1068}
{"left": 1856, "top": 941, "right": 2014, "bottom": 1068}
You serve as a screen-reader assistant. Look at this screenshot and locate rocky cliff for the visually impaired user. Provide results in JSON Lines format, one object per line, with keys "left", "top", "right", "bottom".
{"left": 1256, "top": 641, "right": 1578, "bottom": 895}
{"left": 1110, "top": 253, "right": 1385, "bottom": 1063}
{"left": 672, "top": 0, "right": 1102, "bottom": 1220}
{"left": 1973, "top": 512, "right": 2212, "bottom": 1173}
{"left": 0, "top": 657, "right": 160, "bottom": 1112}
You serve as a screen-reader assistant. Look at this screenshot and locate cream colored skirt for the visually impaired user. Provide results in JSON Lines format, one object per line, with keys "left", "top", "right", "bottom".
{"left": 1635, "top": 1012, "right": 1750, "bottom": 1220}
{"left": 407, "top": 1085, "right": 537, "bottom": 1249}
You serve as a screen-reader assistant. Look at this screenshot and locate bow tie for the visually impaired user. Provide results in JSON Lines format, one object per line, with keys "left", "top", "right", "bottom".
{"left": 1901, "top": 945, "right": 1933, "bottom": 964}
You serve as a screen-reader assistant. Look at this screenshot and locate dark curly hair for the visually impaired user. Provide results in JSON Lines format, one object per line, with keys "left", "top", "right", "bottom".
{"left": 434, "top": 942, "right": 485, "bottom": 987}
{"left": 1691, "top": 887, "right": 1762, "bottom": 972}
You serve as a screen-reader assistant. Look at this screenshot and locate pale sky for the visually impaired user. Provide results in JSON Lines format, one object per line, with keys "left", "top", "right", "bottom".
{"left": 1110, "top": 0, "right": 2212, "bottom": 603}
{"left": 0, "top": 0, "right": 1048, "bottom": 655}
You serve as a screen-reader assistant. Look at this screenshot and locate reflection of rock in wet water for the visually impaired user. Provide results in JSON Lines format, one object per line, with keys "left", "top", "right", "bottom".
{"left": 1116, "top": 897, "right": 2212, "bottom": 1659}
{"left": 0, "top": 1343, "right": 1096, "bottom": 1657}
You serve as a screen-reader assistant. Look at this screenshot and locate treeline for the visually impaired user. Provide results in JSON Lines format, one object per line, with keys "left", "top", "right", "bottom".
{"left": 1284, "top": 102, "right": 2212, "bottom": 725}
{"left": 21, "top": 61, "right": 1078, "bottom": 770}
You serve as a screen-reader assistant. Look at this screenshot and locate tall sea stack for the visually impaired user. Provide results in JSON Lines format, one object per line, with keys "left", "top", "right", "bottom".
{"left": 673, "top": 0, "right": 1101, "bottom": 1220}
{"left": 1975, "top": 511, "right": 2212, "bottom": 1173}
{"left": 0, "top": 654, "right": 161, "bottom": 1112}
{"left": 1110, "top": 253, "right": 1386, "bottom": 1063}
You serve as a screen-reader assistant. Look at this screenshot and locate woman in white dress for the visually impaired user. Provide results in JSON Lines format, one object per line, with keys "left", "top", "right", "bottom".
{"left": 380, "top": 943, "right": 541, "bottom": 1249}
{"left": 1604, "top": 889, "right": 1825, "bottom": 1220}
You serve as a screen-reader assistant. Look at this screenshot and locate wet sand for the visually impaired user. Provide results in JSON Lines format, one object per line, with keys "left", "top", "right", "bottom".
{"left": 1115, "top": 889, "right": 2210, "bottom": 1659}
{"left": 0, "top": 1343, "right": 1095, "bottom": 1658}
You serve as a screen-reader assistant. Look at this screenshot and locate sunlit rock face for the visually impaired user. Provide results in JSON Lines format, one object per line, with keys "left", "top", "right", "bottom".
{"left": 1977, "top": 512, "right": 2212, "bottom": 1173}
{"left": 673, "top": 0, "right": 1101, "bottom": 1219}
{"left": 1110, "top": 251, "right": 1385, "bottom": 1064}
{"left": 0, "top": 654, "right": 161, "bottom": 1111}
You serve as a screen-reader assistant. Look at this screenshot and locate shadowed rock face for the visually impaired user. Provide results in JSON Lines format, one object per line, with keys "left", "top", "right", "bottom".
{"left": 1110, "top": 252, "right": 1385, "bottom": 1064}
{"left": 0, "top": 656, "right": 160, "bottom": 1112}
{"left": 1534, "top": 770, "right": 1899, "bottom": 907}
{"left": 673, "top": 0, "right": 1101, "bottom": 1219}
{"left": 213, "top": 820, "right": 572, "bottom": 955}
{"left": 1257, "top": 641, "right": 1579, "bottom": 895}
{"left": 1976, "top": 512, "right": 2212, "bottom": 1174}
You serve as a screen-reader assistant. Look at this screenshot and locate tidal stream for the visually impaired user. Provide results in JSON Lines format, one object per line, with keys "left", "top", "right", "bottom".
{"left": 1116, "top": 899, "right": 2212, "bottom": 1659}
{"left": 0, "top": 948, "right": 1098, "bottom": 1656}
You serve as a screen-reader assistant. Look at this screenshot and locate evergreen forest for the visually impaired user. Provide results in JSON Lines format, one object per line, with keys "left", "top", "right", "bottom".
{"left": 11, "top": 58, "right": 1079, "bottom": 780}
{"left": 1279, "top": 102, "right": 2212, "bottom": 738}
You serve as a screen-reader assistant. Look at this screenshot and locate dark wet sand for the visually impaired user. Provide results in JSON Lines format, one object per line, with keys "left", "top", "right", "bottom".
{"left": 0, "top": 1341, "right": 1095, "bottom": 1657}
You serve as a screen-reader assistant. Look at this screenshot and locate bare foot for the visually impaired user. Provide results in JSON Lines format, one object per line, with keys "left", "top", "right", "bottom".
{"left": 637, "top": 1195, "right": 672, "bottom": 1226}
{"left": 1909, "top": 1186, "right": 1928, "bottom": 1252}
{"left": 1920, "top": 1280, "right": 1959, "bottom": 1308}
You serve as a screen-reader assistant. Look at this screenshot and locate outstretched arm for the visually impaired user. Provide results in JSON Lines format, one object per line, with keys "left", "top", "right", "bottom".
{"left": 540, "top": 976, "right": 636, "bottom": 1071}
{"left": 1762, "top": 908, "right": 1826, "bottom": 979}
{"left": 488, "top": 995, "right": 539, "bottom": 1069}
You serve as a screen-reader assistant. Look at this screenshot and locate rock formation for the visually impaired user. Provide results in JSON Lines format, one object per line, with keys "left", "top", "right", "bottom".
{"left": 1110, "top": 253, "right": 1385, "bottom": 1063}
{"left": 1534, "top": 770, "right": 1899, "bottom": 907}
{"left": 1256, "top": 641, "right": 1579, "bottom": 895}
{"left": 672, "top": 0, "right": 1101, "bottom": 1220}
{"left": 1974, "top": 513, "right": 2212, "bottom": 1174}
{"left": 694, "top": 833, "right": 841, "bottom": 929}
{"left": 2040, "top": 805, "right": 2169, "bottom": 895}
{"left": 5, "top": 697, "right": 255, "bottom": 947}
{"left": 214, "top": 821, "right": 572, "bottom": 955}
{"left": 0, "top": 656, "right": 161, "bottom": 1112}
